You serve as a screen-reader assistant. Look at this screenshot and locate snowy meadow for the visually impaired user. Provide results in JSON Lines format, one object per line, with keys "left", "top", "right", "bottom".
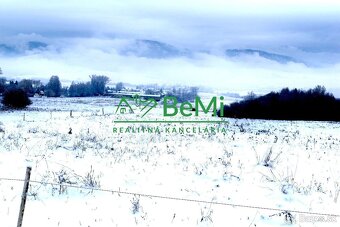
{"left": 0, "top": 97, "right": 339, "bottom": 227}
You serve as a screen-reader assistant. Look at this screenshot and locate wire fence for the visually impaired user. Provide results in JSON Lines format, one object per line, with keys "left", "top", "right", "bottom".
{"left": 0, "top": 176, "right": 339, "bottom": 218}
{"left": 2, "top": 100, "right": 339, "bottom": 225}
{"left": 20, "top": 108, "right": 115, "bottom": 122}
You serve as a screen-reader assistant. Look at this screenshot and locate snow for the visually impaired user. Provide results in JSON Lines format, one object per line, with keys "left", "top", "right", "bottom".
{"left": 0, "top": 97, "right": 339, "bottom": 226}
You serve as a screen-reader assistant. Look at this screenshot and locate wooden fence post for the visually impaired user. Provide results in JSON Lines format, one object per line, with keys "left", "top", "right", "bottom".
{"left": 17, "top": 167, "right": 32, "bottom": 227}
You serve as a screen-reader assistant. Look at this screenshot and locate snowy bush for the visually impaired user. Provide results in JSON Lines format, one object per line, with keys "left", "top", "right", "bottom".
{"left": 0, "top": 121, "right": 4, "bottom": 133}
{"left": 131, "top": 196, "right": 140, "bottom": 214}
{"left": 53, "top": 169, "right": 74, "bottom": 195}
{"left": 1, "top": 88, "right": 32, "bottom": 108}
{"left": 82, "top": 166, "right": 101, "bottom": 189}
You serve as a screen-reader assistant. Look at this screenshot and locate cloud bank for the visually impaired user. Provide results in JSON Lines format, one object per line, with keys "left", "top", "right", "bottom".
{"left": 0, "top": 0, "right": 340, "bottom": 96}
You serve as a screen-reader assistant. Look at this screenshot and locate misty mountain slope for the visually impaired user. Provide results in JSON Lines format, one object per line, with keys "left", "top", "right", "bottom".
{"left": 225, "top": 49, "right": 301, "bottom": 64}
{"left": 121, "top": 39, "right": 191, "bottom": 58}
{"left": 0, "top": 39, "right": 302, "bottom": 64}
{"left": 0, "top": 44, "right": 19, "bottom": 55}
{"left": 27, "top": 41, "right": 48, "bottom": 50}
{"left": 0, "top": 41, "right": 49, "bottom": 55}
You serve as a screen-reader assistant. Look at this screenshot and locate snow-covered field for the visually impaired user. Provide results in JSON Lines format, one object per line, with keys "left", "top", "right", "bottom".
{"left": 0, "top": 97, "right": 339, "bottom": 227}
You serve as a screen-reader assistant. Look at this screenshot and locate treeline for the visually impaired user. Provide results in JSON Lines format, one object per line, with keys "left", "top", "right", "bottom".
{"left": 218, "top": 86, "right": 340, "bottom": 121}
{"left": 68, "top": 75, "right": 109, "bottom": 97}
{"left": 0, "top": 77, "right": 44, "bottom": 97}
{"left": 0, "top": 75, "right": 110, "bottom": 97}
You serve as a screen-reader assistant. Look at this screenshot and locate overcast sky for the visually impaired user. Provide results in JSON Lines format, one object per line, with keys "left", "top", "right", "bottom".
{"left": 1, "top": 0, "right": 340, "bottom": 96}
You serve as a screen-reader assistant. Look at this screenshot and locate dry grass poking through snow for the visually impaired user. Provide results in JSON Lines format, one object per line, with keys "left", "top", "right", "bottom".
{"left": 0, "top": 97, "right": 339, "bottom": 226}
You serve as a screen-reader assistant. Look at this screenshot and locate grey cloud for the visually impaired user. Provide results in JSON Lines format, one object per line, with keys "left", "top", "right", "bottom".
{"left": 1, "top": 0, "right": 340, "bottom": 96}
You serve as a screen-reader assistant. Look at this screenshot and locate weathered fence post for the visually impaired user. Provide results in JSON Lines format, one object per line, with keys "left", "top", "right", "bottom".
{"left": 102, "top": 108, "right": 104, "bottom": 115}
{"left": 17, "top": 167, "right": 32, "bottom": 227}
{"left": 23, "top": 113, "right": 25, "bottom": 121}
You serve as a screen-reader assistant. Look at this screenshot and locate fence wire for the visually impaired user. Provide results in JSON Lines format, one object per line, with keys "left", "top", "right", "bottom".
{"left": 0, "top": 177, "right": 339, "bottom": 217}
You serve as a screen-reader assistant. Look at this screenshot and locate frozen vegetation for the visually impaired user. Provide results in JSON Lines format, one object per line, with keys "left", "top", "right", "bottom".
{"left": 0, "top": 97, "right": 339, "bottom": 226}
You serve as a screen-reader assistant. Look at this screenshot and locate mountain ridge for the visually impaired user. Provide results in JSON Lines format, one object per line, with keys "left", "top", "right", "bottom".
{"left": 0, "top": 39, "right": 302, "bottom": 64}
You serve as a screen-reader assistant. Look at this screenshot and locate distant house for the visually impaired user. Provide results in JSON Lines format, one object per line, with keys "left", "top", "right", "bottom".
{"left": 34, "top": 90, "right": 45, "bottom": 97}
{"left": 106, "top": 89, "right": 114, "bottom": 94}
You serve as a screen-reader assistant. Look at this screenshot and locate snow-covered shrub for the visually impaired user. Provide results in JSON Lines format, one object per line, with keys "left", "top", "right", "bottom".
{"left": 28, "top": 127, "right": 39, "bottom": 134}
{"left": 1, "top": 88, "right": 32, "bottom": 108}
{"left": 200, "top": 205, "right": 213, "bottom": 223}
{"left": 53, "top": 169, "right": 73, "bottom": 195}
{"left": 269, "top": 211, "right": 295, "bottom": 225}
{"left": 82, "top": 166, "right": 100, "bottom": 189}
{"left": 131, "top": 196, "right": 140, "bottom": 214}
{"left": 256, "top": 147, "right": 282, "bottom": 168}
{"left": 0, "top": 121, "right": 4, "bottom": 133}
